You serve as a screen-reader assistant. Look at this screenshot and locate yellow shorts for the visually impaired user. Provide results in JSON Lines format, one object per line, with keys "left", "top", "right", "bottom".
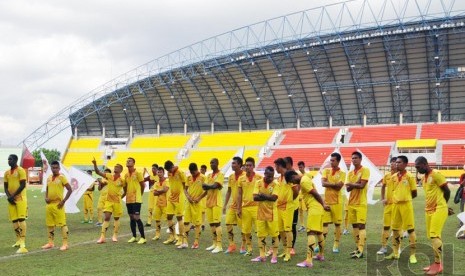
{"left": 426, "top": 207, "right": 448, "bottom": 239}
{"left": 184, "top": 203, "right": 202, "bottom": 225}
{"left": 97, "top": 196, "right": 106, "bottom": 210}
{"left": 8, "top": 200, "right": 27, "bottom": 221}
{"left": 257, "top": 220, "right": 279, "bottom": 238}
{"left": 299, "top": 198, "right": 307, "bottom": 211}
{"left": 391, "top": 201, "right": 415, "bottom": 230}
{"left": 241, "top": 206, "right": 257, "bottom": 234}
{"left": 206, "top": 206, "right": 222, "bottom": 224}
{"left": 83, "top": 193, "right": 93, "bottom": 210}
{"left": 103, "top": 201, "right": 123, "bottom": 217}
{"left": 167, "top": 200, "right": 184, "bottom": 217}
{"left": 323, "top": 203, "right": 343, "bottom": 224}
{"left": 225, "top": 208, "right": 241, "bottom": 227}
{"left": 347, "top": 205, "right": 367, "bottom": 224}
{"left": 307, "top": 212, "right": 324, "bottom": 233}
{"left": 154, "top": 205, "right": 167, "bottom": 221}
{"left": 383, "top": 204, "right": 393, "bottom": 227}
{"left": 46, "top": 203, "right": 66, "bottom": 227}
{"left": 278, "top": 207, "right": 294, "bottom": 232}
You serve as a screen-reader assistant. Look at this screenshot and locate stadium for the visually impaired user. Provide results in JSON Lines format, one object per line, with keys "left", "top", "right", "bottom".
{"left": 2, "top": 0, "right": 465, "bottom": 275}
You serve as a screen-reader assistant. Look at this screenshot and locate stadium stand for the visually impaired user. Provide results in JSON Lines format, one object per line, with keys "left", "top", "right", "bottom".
{"left": 197, "top": 131, "right": 272, "bottom": 147}
{"left": 179, "top": 149, "right": 238, "bottom": 170}
{"left": 421, "top": 123, "right": 465, "bottom": 140}
{"left": 348, "top": 125, "right": 417, "bottom": 143}
{"left": 441, "top": 144, "right": 465, "bottom": 165}
{"left": 280, "top": 129, "right": 339, "bottom": 145}
{"left": 68, "top": 137, "right": 101, "bottom": 149}
{"left": 131, "top": 135, "right": 189, "bottom": 148}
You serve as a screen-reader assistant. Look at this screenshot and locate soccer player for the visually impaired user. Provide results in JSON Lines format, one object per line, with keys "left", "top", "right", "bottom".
{"left": 415, "top": 156, "right": 452, "bottom": 275}
{"left": 238, "top": 157, "right": 263, "bottom": 256}
{"left": 42, "top": 161, "right": 73, "bottom": 251}
{"left": 377, "top": 157, "right": 397, "bottom": 255}
{"left": 385, "top": 155, "right": 417, "bottom": 263}
{"left": 284, "top": 156, "right": 300, "bottom": 256}
{"left": 181, "top": 163, "right": 206, "bottom": 249}
{"left": 285, "top": 170, "right": 330, "bottom": 268}
{"left": 82, "top": 170, "right": 95, "bottom": 224}
{"left": 274, "top": 158, "right": 296, "bottom": 262}
{"left": 96, "top": 169, "right": 111, "bottom": 227}
{"left": 123, "top": 157, "right": 146, "bottom": 244}
{"left": 250, "top": 166, "right": 280, "bottom": 264}
{"left": 164, "top": 160, "right": 187, "bottom": 246}
{"left": 203, "top": 158, "right": 225, "bottom": 253}
{"left": 92, "top": 159, "right": 126, "bottom": 243}
{"left": 346, "top": 151, "right": 370, "bottom": 259}
{"left": 321, "top": 152, "right": 346, "bottom": 253}
{"left": 153, "top": 167, "right": 169, "bottom": 241}
{"left": 4, "top": 154, "right": 28, "bottom": 254}
{"left": 144, "top": 164, "right": 159, "bottom": 227}
{"left": 223, "top": 156, "right": 246, "bottom": 254}
{"left": 200, "top": 164, "right": 208, "bottom": 231}
{"left": 297, "top": 161, "right": 310, "bottom": 232}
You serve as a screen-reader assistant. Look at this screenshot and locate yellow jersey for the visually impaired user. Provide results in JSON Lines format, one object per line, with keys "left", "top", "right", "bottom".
{"left": 47, "top": 174, "right": 68, "bottom": 203}
{"left": 168, "top": 168, "right": 186, "bottom": 203}
{"left": 205, "top": 171, "right": 224, "bottom": 208}
{"left": 238, "top": 173, "right": 263, "bottom": 208}
{"left": 4, "top": 166, "right": 27, "bottom": 202}
{"left": 346, "top": 166, "right": 370, "bottom": 206}
{"left": 276, "top": 175, "right": 294, "bottom": 210}
{"left": 124, "top": 170, "right": 144, "bottom": 204}
{"left": 382, "top": 171, "right": 396, "bottom": 204}
{"left": 254, "top": 179, "right": 279, "bottom": 221}
{"left": 301, "top": 174, "right": 323, "bottom": 212}
{"left": 422, "top": 169, "right": 448, "bottom": 213}
{"left": 104, "top": 173, "right": 126, "bottom": 203}
{"left": 186, "top": 173, "right": 206, "bottom": 200}
{"left": 392, "top": 171, "right": 417, "bottom": 203}
{"left": 322, "top": 167, "right": 346, "bottom": 205}
{"left": 227, "top": 171, "right": 245, "bottom": 210}
{"left": 155, "top": 178, "right": 169, "bottom": 207}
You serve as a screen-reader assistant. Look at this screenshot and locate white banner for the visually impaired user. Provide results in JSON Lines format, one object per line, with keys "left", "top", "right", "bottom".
{"left": 65, "top": 166, "right": 96, "bottom": 213}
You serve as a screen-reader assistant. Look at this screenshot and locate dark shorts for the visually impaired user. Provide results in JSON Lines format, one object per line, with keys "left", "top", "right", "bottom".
{"left": 126, "top": 203, "right": 142, "bottom": 215}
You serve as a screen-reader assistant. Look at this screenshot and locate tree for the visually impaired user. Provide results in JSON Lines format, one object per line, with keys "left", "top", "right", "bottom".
{"left": 32, "top": 148, "right": 61, "bottom": 167}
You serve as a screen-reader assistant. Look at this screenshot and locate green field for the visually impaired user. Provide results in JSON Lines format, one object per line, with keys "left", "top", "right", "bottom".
{"left": 0, "top": 185, "right": 464, "bottom": 275}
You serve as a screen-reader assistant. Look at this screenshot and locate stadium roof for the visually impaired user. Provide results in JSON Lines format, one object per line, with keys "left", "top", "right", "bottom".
{"left": 21, "top": 0, "right": 465, "bottom": 151}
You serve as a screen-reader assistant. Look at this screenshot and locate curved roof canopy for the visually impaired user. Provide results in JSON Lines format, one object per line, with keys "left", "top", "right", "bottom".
{"left": 21, "top": 0, "right": 465, "bottom": 150}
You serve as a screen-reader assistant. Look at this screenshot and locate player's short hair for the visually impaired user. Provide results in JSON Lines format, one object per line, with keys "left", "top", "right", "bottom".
{"left": 127, "top": 157, "right": 135, "bottom": 163}
{"left": 9, "top": 154, "right": 18, "bottom": 162}
{"left": 274, "top": 158, "right": 286, "bottom": 168}
{"left": 158, "top": 167, "right": 165, "bottom": 173}
{"left": 331, "top": 152, "right": 342, "bottom": 162}
{"left": 232, "top": 156, "right": 243, "bottom": 167}
{"left": 164, "top": 160, "right": 174, "bottom": 171}
{"left": 297, "top": 161, "right": 305, "bottom": 167}
{"left": 415, "top": 156, "right": 428, "bottom": 165}
{"left": 284, "top": 156, "right": 293, "bottom": 166}
{"left": 104, "top": 168, "right": 112, "bottom": 173}
{"left": 390, "top": 156, "right": 397, "bottom": 162}
{"left": 265, "top": 166, "right": 274, "bottom": 174}
{"left": 245, "top": 157, "right": 255, "bottom": 166}
{"left": 115, "top": 164, "right": 123, "bottom": 170}
{"left": 284, "top": 170, "right": 298, "bottom": 183}
{"left": 152, "top": 163, "right": 158, "bottom": 168}
{"left": 51, "top": 161, "right": 60, "bottom": 166}
{"left": 189, "top": 163, "right": 198, "bottom": 171}
{"left": 201, "top": 164, "right": 207, "bottom": 170}
{"left": 397, "top": 155, "right": 408, "bottom": 164}
{"left": 352, "top": 151, "right": 362, "bottom": 159}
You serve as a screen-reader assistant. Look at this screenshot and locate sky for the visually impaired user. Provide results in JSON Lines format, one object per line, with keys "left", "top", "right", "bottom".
{"left": 0, "top": 0, "right": 344, "bottom": 153}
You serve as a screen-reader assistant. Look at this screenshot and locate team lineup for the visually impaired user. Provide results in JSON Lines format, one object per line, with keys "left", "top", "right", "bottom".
{"left": 4, "top": 152, "right": 452, "bottom": 274}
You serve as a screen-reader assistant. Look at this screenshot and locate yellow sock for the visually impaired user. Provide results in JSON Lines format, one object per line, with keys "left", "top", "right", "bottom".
{"left": 61, "top": 226, "right": 69, "bottom": 246}
{"left": 352, "top": 227, "right": 360, "bottom": 248}
{"left": 245, "top": 233, "right": 252, "bottom": 252}
{"left": 334, "top": 225, "right": 341, "bottom": 247}
{"left": 258, "top": 237, "right": 266, "bottom": 258}
{"left": 178, "top": 219, "right": 184, "bottom": 240}
{"left": 97, "top": 209, "right": 103, "bottom": 224}
{"left": 431, "top": 237, "right": 442, "bottom": 263}
{"left": 47, "top": 226, "right": 55, "bottom": 244}
{"left": 409, "top": 231, "right": 416, "bottom": 256}
{"left": 147, "top": 209, "right": 153, "bottom": 225}
{"left": 272, "top": 236, "right": 279, "bottom": 257}
{"left": 18, "top": 221, "right": 27, "bottom": 247}
{"left": 211, "top": 225, "right": 217, "bottom": 246}
{"left": 280, "top": 231, "right": 286, "bottom": 248}
{"left": 167, "top": 220, "right": 175, "bottom": 237}
{"left": 392, "top": 230, "right": 401, "bottom": 256}
{"left": 183, "top": 223, "right": 190, "bottom": 244}
{"left": 382, "top": 228, "right": 390, "bottom": 247}
{"left": 307, "top": 235, "right": 316, "bottom": 264}
{"left": 215, "top": 226, "right": 222, "bottom": 248}
{"left": 113, "top": 219, "right": 120, "bottom": 236}
{"left": 317, "top": 234, "right": 325, "bottom": 256}
{"left": 13, "top": 222, "right": 20, "bottom": 243}
{"left": 286, "top": 231, "right": 293, "bottom": 250}
{"left": 358, "top": 229, "right": 366, "bottom": 253}
{"left": 227, "top": 225, "right": 234, "bottom": 246}
{"left": 194, "top": 225, "right": 201, "bottom": 243}
{"left": 89, "top": 207, "right": 94, "bottom": 221}
{"left": 101, "top": 221, "right": 110, "bottom": 238}
{"left": 323, "top": 225, "right": 329, "bottom": 239}
{"left": 241, "top": 233, "right": 246, "bottom": 249}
